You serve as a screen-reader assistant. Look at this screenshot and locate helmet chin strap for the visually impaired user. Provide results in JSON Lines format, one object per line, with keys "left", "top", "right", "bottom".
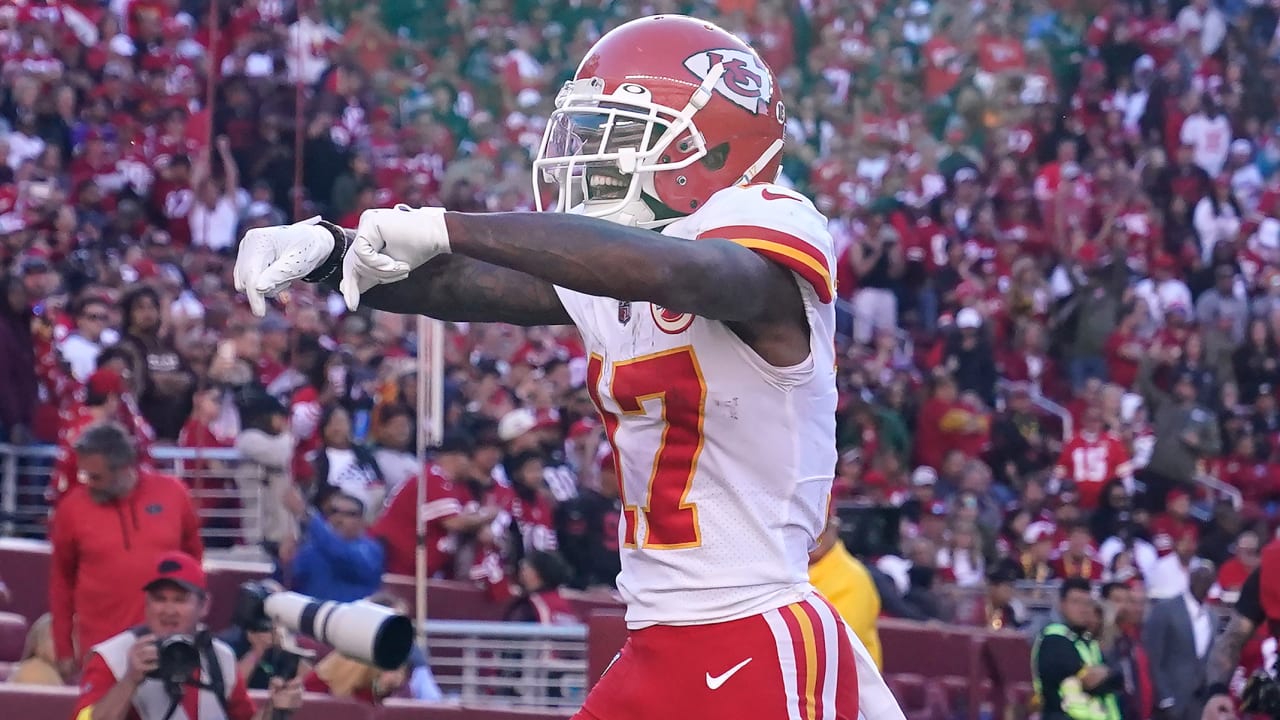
{"left": 736, "top": 139, "right": 786, "bottom": 186}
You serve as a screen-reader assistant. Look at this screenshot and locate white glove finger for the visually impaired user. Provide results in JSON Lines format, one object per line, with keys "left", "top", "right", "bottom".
{"left": 340, "top": 249, "right": 364, "bottom": 312}
{"left": 233, "top": 239, "right": 262, "bottom": 294}
{"left": 351, "top": 239, "right": 411, "bottom": 279}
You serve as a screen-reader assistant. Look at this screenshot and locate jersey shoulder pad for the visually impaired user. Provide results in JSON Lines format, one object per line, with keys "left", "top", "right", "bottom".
{"left": 688, "top": 184, "right": 836, "bottom": 303}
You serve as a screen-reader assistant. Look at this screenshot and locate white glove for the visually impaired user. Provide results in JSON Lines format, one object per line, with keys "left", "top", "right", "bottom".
{"left": 233, "top": 216, "right": 335, "bottom": 317}
{"left": 340, "top": 205, "right": 451, "bottom": 311}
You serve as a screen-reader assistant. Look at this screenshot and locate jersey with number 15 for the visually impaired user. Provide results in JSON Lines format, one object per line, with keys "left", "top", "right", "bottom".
{"left": 555, "top": 183, "right": 838, "bottom": 630}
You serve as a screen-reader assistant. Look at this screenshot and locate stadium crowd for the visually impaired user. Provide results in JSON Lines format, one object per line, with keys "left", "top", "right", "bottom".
{"left": 4, "top": 0, "right": 1280, "bottom": 711}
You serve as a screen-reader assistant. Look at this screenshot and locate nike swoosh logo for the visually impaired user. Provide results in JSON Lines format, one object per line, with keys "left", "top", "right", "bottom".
{"left": 760, "top": 188, "right": 801, "bottom": 203}
{"left": 706, "top": 657, "right": 753, "bottom": 690}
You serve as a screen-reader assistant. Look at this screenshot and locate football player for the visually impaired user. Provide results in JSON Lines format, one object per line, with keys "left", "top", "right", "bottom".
{"left": 233, "top": 14, "right": 903, "bottom": 720}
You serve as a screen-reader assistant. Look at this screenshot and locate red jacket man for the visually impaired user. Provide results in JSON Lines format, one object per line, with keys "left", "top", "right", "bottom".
{"left": 49, "top": 422, "right": 202, "bottom": 672}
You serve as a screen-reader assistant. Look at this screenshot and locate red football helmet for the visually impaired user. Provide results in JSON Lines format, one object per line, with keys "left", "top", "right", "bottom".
{"left": 532, "top": 14, "right": 787, "bottom": 228}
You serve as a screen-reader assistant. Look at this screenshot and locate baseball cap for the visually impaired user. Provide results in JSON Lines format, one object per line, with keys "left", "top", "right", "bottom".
{"left": 143, "top": 551, "right": 207, "bottom": 595}
{"left": 88, "top": 369, "right": 127, "bottom": 397}
{"left": 956, "top": 307, "right": 982, "bottom": 329}
{"left": 911, "top": 466, "right": 938, "bottom": 487}
{"left": 1023, "top": 521, "right": 1057, "bottom": 545}
{"left": 497, "top": 408, "right": 538, "bottom": 442}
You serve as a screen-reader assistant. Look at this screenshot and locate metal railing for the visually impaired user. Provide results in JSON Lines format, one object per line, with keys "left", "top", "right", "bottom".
{"left": 0, "top": 443, "right": 250, "bottom": 544}
{"left": 424, "top": 620, "right": 587, "bottom": 709}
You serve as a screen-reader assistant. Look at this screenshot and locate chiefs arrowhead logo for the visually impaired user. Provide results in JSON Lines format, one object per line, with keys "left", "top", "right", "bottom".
{"left": 651, "top": 305, "right": 695, "bottom": 334}
{"left": 683, "top": 48, "right": 773, "bottom": 116}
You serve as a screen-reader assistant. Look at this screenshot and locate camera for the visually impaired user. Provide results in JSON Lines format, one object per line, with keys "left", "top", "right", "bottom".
{"left": 1244, "top": 671, "right": 1280, "bottom": 718}
{"left": 234, "top": 582, "right": 414, "bottom": 671}
{"left": 149, "top": 635, "right": 201, "bottom": 686}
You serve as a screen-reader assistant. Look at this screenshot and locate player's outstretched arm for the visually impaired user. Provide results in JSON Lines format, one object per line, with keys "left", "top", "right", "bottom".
{"left": 232, "top": 218, "right": 571, "bottom": 326}
{"left": 437, "top": 211, "right": 790, "bottom": 322}
{"left": 328, "top": 226, "right": 573, "bottom": 326}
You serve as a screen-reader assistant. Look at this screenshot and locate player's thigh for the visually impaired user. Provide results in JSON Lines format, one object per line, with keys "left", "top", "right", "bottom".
{"left": 761, "top": 595, "right": 860, "bottom": 720}
{"left": 579, "top": 598, "right": 858, "bottom": 720}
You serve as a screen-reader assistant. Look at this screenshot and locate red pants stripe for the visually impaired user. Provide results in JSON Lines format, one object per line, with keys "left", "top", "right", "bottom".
{"left": 575, "top": 594, "right": 858, "bottom": 720}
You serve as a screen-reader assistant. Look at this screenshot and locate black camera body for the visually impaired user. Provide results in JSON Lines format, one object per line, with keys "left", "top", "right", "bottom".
{"left": 231, "top": 581, "right": 303, "bottom": 681}
{"left": 149, "top": 635, "right": 202, "bottom": 686}
{"left": 1244, "top": 671, "right": 1280, "bottom": 718}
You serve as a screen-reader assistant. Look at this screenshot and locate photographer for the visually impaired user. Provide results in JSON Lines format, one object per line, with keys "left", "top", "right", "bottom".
{"left": 71, "top": 551, "right": 304, "bottom": 720}
{"left": 217, "top": 580, "right": 311, "bottom": 692}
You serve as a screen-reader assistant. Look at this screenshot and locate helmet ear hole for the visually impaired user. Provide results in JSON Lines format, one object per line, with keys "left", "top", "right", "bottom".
{"left": 700, "top": 143, "right": 729, "bottom": 171}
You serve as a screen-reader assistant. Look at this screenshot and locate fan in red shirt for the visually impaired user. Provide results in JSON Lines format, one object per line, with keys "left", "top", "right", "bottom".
{"left": 49, "top": 369, "right": 154, "bottom": 508}
{"left": 1216, "top": 531, "right": 1262, "bottom": 606}
{"left": 914, "top": 374, "right": 990, "bottom": 469}
{"left": 370, "top": 435, "right": 497, "bottom": 578}
{"left": 1051, "top": 523, "right": 1107, "bottom": 581}
{"left": 1053, "top": 406, "right": 1134, "bottom": 510}
{"left": 1151, "top": 488, "right": 1196, "bottom": 558}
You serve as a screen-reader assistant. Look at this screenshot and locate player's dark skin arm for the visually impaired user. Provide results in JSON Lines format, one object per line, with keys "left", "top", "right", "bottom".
{"left": 1206, "top": 613, "right": 1255, "bottom": 687}
{"left": 342, "top": 212, "right": 809, "bottom": 366}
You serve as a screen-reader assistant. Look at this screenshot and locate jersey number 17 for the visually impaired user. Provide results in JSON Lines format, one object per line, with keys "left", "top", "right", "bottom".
{"left": 587, "top": 347, "right": 705, "bottom": 550}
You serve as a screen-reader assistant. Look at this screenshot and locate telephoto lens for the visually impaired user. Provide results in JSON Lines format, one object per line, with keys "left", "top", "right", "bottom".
{"left": 264, "top": 592, "right": 414, "bottom": 670}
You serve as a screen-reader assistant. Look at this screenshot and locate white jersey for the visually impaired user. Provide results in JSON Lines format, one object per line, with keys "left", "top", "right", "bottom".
{"left": 555, "top": 183, "right": 838, "bottom": 629}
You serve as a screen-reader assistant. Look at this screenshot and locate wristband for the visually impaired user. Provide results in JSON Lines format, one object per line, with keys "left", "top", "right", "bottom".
{"left": 302, "top": 220, "right": 350, "bottom": 284}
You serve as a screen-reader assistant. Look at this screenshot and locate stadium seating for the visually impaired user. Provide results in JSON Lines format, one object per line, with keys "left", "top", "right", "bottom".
{"left": 0, "top": 612, "right": 29, "bottom": 662}
{"left": 0, "top": 539, "right": 53, "bottom": 625}
{"left": 982, "top": 631, "right": 1037, "bottom": 720}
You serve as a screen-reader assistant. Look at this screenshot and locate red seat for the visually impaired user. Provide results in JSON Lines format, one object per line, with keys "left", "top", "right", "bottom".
{"left": 884, "top": 672, "right": 929, "bottom": 715}
{"left": 0, "top": 683, "right": 79, "bottom": 719}
{"left": 880, "top": 619, "right": 984, "bottom": 718}
{"left": 0, "top": 540, "right": 52, "bottom": 625}
{"left": 981, "top": 631, "right": 1034, "bottom": 720}
{"left": 0, "top": 612, "right": 29, "bottom": 662}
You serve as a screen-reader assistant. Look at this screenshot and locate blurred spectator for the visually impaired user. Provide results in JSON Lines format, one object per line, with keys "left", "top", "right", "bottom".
{"left": 117, "top": 285, "right": 195, "bottom": 441}
{"left": 58, "top": 295, "right": 118, "bottom": 382}
{"left": 848, "top": 218, "right": 905, "bottom": 345}
{"left": 6, "top": 613, "right": 61, "bottom": 686}
{"left": 310, "top": 404, "right": 386, "bottom": 520}
{"left": 189, "top": 137, "right": 244, "bottom": 253}
{"left": 0, "top": 274, "right": 35, "bottom": 443}
{"left": 1055, "top": 406, "right": 1134, "bottom": 511}
{"left": 966, "top": 559, "right": 1028, "bottom": 632}
{"left": 49, "top": 422, "right": 203, "bottom": 674}
{"left": 1053, "top": 523, "right": 1107, "bottom": 581}
{"left": 1100, "top": 581, "right": 1154, "bottom": 720}
{"left": 808, "top": 513, "right": 883, "bottom": 669}
{"left": 1143, "top": 563, "right": 1217, "bottom": 720}
{"left": 286, "top": 487, "right": 383, "bottom": 603}
{"left": 372, "top": 434, "right": 496, "bottom": 579}
{"left": 369, "top": 403, "right": 418, "bottom": 496}
{"left": 49, "top": 367, "right": 153, "bottom": 505}
{"left": 1138, "top": 358, "right": 1222, "bottom": 504}
{"left": 555, "top": 449, "right": 622, "bottom": 589}
{"left": 1213, "top": 530, "right": 1260, "bottom": 605}
{"left": 234, "top": 389, "right": 297, "bottom": 558}
{"left": 503, "top": 550, "right": 577, "bottom": 625}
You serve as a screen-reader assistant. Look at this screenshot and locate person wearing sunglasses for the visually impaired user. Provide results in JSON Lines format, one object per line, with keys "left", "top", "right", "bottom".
{"left": 283, "top": 486, "right": 384, "bottom": 603}
{"left": 59, "top": 295, "right": 118, "bottom": 382}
